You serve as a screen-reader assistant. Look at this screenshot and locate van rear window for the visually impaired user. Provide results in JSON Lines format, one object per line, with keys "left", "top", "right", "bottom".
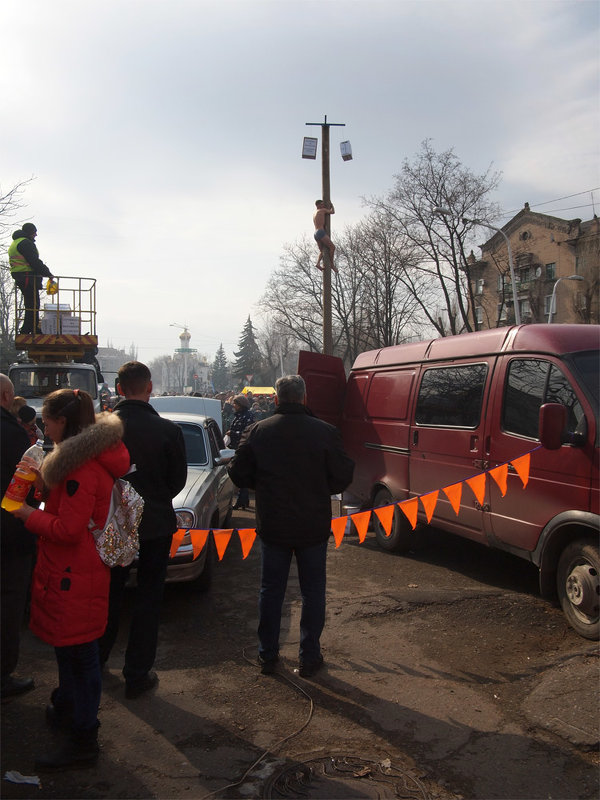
{"left": 415, "top": 364, "right": 487, "bottom": 427}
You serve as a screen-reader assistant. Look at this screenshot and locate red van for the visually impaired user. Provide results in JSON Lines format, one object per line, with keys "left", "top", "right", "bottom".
{"left": 299, "top": 324, "right": 599, "bottom": 639}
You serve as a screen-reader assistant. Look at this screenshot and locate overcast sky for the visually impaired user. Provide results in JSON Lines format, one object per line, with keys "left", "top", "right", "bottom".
{"left": 3, "top": 0, "right": 599, "bottom": 364}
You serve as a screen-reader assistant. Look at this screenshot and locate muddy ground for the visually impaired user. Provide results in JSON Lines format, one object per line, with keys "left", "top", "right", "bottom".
{"left": 1, "top": 504, "right": 598, "bottom": 799}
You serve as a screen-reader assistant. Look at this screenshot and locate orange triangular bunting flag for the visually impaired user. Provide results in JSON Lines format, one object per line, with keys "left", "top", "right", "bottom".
{"left": 331, "top": 516, "right": 348, "bottom": 548}
{"left": 170, "top": 529, "right": 186, "bottom": 559}
{"left": 466, "top": 473, "right": 486, "bottom": 505}
{"left": 489, "top": 464, "right": 509, "bottom": 497}
{"left": 398, "top": 498, "right": 418, "bottom": 530}
{"left": 190, "top": 530, "right": 209, "bottom": 559}
{"left": 374, "top": 505, "right": 395, "bottom": 536}
{"left": 511, "top": 453, "right": 531, "bottom": 488}
{"left": 442, "top": 482, "right": 463, "bottom": 516}
{"left": 351, "top": 510, "right": 371, "bottom": 543}
{"left": 420, "top": 491, "right": 439, "bottom": 523}
{"left": 212, "top": 529, "right": 233, "bottom": 561}
{"left": 237, "top": 528, "right": 257, "bottom": 559}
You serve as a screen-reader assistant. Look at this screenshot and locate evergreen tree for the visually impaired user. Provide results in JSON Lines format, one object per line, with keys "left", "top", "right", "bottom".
{"left": 232, "top": 316, "right": 263, "bottom": 386}
{"left": 211, "top": 343, "right": 230, "bottom": 392}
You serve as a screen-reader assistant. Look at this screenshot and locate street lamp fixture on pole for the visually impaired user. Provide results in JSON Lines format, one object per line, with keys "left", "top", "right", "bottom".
{"left": 433, "top": 208, "right": 521, "bottom": 325}
{"left": 548, "top": 275, "right": 584, "bottom": 323}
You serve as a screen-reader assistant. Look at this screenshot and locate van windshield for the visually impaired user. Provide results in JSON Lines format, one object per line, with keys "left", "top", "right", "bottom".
{"left": 569, "top": 351, "right": 599, "bottom": 410}
{"left": 10, "top": 367, "right": 98, "bottom": 400}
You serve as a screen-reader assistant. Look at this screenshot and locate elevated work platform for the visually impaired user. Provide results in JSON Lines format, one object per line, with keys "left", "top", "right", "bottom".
{"left": 14, "top": 275, "right": 98, "bottom": 361}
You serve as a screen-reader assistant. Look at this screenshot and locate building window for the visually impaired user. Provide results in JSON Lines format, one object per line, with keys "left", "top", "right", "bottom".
{"left": 497, "top": 274, "right": 506, "bottom": 292}
{"left": 518, "top": 268, "right": 531, "bottom": 284}
{"left": 497, "top": 303, "right": 507, "bottom": 321}
{"left": 476, "top": 278, "right": 485, "bottom": 295}
{"left": 474, "top": 306, "right": 483, "bottom": 324}
{"left": 519, "top": 299, "right": 531, "bottom": 317}
{"left": 575, "top": 256, "right": 584, "bottom": 274}
{"left": 545, "top": 262, "right": 556, "bottom": 280}
{"left": 544, "top": 295, "right": 553, "bottom": 316}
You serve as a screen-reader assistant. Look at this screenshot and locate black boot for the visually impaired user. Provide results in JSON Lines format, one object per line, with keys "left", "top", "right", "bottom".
{"left": 35, "top": 723, "right": 100, "bottom": 771}
{"left": 45, "top": 688, "right": 73, "bottom": 731}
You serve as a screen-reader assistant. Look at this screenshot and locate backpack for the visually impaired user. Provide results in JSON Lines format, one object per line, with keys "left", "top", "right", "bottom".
{"left": 89, "top": 474, "right": 144, "bottom": 568}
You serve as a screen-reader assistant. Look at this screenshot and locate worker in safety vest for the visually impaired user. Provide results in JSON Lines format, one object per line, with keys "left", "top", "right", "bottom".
{"left": 8, "top": 223, "right": 54, "bottom": 335}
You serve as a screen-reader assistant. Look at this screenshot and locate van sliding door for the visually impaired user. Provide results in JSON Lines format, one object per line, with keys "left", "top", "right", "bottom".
{"left": 410, "top": 360, "right": 493, "bottom": 541}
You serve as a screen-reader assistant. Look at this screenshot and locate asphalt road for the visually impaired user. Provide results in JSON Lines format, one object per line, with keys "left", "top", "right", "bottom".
{"left": 2, "top": 504, "right": 598, "bottom": 799}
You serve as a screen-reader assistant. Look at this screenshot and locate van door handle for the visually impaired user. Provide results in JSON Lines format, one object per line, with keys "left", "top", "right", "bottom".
{"left": 412, "top": 430, "right": 418, "bottom": 446}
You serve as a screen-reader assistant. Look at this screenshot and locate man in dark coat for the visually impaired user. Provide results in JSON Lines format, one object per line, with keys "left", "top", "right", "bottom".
{"left": 228, "top": 374, "right": 354, "bottom": 677}
{"left": 98, "top": 362, "right": 187, "bottom": 698}
{"left": 8, "top": 223, "right": 54, "bottom": 335}
{"left": 0, "top": 374, "right": 36, "bottom": 698}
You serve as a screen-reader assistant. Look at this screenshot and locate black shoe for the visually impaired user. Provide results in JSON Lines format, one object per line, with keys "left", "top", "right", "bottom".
{"left": 258, "top": 655, "right": 279, "bottom": 675}
{"left": 1, "top": 676, "right": 35, "bottom": 699}
{"left": 298, "top": 656, "right": 324, "bottom": 678}
{"left": 35, "top": 735, "right": 99, "bottom": 771}
{"left": 125, "top": 671, "right": 158, "bottom": 699}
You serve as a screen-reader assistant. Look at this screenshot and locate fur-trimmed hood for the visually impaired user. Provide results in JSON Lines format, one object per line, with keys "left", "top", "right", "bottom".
{"left": 41, "top": 412, "right": 125, "bottom": 488}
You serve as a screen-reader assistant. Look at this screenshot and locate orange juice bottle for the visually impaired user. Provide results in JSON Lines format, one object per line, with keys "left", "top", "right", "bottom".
{"left": 1, "top": 441, "right": 45, "bottom": 512}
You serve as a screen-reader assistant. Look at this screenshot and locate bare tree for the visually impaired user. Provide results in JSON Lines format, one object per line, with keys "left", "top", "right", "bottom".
{"left": 0, "top": 178, "right": 34, "bottom": 370}
{"left": 367, "top": 139, "right": 502, "bottom": 335}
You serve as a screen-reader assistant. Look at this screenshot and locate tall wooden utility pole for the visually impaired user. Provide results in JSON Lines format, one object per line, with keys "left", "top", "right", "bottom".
{"left": 305, "top": 115, "right": 345, "bottom": 355}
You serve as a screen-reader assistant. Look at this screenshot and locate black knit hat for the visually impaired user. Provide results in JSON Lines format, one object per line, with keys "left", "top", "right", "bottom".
{"left": 18, "top": 405, "right": 37, "bottom": 424}
{"left": 21, "top": 222, "right": 37, "bottom": 236}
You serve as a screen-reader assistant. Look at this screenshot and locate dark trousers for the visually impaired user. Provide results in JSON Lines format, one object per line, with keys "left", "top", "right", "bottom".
{"left": 258, "top": 539, "right": 328, "bottom": 664}
{"left": 13, "top": 273, "right": 41, "bottom": 334}
{"left": 54, "top": 640, "right": 101, "bottom": 733}
{"left": 99, "top": 535, "right": 172, "bottom": 684}
{"left": 1, "top": 553, "right": 33, "bottom": 683}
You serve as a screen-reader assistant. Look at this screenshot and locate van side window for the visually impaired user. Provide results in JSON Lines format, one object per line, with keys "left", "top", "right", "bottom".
{"left": 415, "top": 364, "right": 488, "bottom": 427}
{"left": 503, "top": 359, "right": 584, "bottom": 439}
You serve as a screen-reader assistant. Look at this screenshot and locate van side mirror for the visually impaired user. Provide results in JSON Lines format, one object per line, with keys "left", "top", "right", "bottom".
{"left": 539, "top": 403, "right": 566, "bottom": 450}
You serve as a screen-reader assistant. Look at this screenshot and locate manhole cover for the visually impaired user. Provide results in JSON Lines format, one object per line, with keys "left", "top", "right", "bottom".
{"left": 263, "top": 755, "right": 430, "bottom": 799}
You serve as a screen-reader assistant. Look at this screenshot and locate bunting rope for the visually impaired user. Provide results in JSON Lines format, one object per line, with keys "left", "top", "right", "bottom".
{"left": 171, "top": 446, "right": 540, "bottom": 562}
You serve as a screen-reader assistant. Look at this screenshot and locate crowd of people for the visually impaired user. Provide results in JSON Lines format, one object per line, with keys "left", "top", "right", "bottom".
{"left": 0, "top": 367, "right": 354, "bottom": 773}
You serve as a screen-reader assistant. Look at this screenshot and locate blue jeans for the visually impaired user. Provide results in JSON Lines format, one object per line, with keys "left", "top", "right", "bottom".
{"left": 54, "top": 640, "right": 101, "bottom": 733}
{"left": 258, "top": 539, "right": 328, "bottom": 665}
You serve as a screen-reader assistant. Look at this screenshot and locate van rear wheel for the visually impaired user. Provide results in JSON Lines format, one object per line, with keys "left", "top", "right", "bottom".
{"left": 371, "top": 489, "right": 414, "bottom": 553}
{"left": 557, "top": 538, "right": 599, "bottom": 640}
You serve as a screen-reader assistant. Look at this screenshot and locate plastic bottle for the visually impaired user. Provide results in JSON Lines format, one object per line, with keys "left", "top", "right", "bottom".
{"left": 1, "top": 441, "right": 45, "bottom": 512}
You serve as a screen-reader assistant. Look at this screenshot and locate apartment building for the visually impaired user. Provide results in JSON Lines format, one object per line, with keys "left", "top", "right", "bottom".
{"left": 467, "top": 203, "right": 599, "bottom": 328}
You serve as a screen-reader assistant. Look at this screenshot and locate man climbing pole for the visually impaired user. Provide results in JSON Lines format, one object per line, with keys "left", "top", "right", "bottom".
{"left": 313, "top": 200, "right": 337, "bottom": 272}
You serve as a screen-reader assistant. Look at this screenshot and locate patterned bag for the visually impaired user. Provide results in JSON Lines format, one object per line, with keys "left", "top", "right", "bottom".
{"left": 89, "top": 476, "right": 144, "bottom": 567}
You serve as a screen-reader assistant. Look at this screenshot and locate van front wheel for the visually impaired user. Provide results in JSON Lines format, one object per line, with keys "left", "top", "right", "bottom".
{"left": 557, "top": 538, "right": 599, "bottom": 640}
{"left": 371, "top": 489, "right": 414, "bottom": 553}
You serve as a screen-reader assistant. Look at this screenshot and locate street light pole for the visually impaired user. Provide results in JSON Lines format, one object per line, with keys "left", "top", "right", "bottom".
{"left": 548, "top": 275, "right": 584, "bottom": 323}
{"left": 433, "top": 209, "right": 521, "bottom": 325}
{"left": 306, "top": 115, "right": 345, "bottom": 355}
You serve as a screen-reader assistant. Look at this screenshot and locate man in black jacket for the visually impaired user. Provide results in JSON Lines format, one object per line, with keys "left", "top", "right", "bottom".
{"left": 8, "top": 223, "right": 54, "bottom": 335}
{"left": 228, "top": 375, "right": 354, "bottom": 677}
{"left": 98, "top": 362, "right": 187, "bottom": 698}
{"left": 0, "top": 374, "right": 36, "bottom": 698}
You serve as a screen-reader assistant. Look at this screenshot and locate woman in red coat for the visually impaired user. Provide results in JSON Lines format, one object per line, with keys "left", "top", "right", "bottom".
{"left": 11, "top": 388, "right": 130, "bottom": 770}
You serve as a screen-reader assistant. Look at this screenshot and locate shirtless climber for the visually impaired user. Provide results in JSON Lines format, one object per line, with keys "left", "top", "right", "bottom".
{"left": 313, "top": 200, "right": 337, "bottom": 272}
